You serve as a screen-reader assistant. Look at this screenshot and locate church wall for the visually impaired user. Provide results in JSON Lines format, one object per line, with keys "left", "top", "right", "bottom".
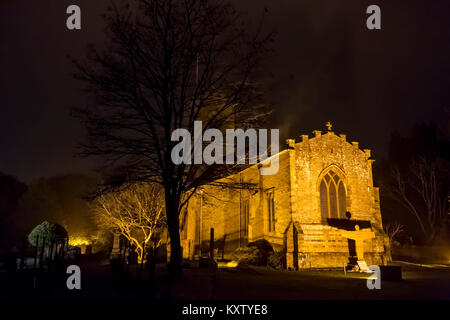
{"left": 183, "top": 174, "right": 251, "bottom": 259}
{"left": 254, "top": 151, "right": 292, "bottom": 250}
{"left": 182, "top": 129, "right": 389, "bottom": 268}
{"left": 183, "top": 150, "right": 293, "bottom": 258}
{"left": 294, "top": 224, "right": 386, "bottom": 268}
{"left": 288, "top": 131, "right": 388, "bottom": 269}
{"left": 293, "top": 132, "right": 376, "bottom": 224}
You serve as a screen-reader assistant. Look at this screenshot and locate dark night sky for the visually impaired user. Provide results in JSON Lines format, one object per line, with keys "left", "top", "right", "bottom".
{"left": 1, "top": 0, "right": 449, "bottom": 183}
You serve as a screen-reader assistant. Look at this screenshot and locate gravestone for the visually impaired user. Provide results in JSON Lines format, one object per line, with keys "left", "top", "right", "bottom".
{"left": 110, "top": 232, "right": 121, "bottom": 260}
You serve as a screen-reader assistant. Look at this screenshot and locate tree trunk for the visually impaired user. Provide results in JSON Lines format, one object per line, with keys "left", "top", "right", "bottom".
{"left": 165, "top": 193, "right": 182, "bottom": 276}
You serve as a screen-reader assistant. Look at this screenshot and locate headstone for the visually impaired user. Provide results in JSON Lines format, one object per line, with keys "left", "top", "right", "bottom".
{"left": 110, "top": 232, "right": 121, "bottom": 260}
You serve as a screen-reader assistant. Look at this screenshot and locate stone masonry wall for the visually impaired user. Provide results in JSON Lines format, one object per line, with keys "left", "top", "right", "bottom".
{"left": 183, "top": 129, "right": 389, "bottom": 268}
{"left": 288, "top": 130, "right": 388, "bottom": 268}
{"left": 184, "top": 151, "right": 292, "bottom": 258}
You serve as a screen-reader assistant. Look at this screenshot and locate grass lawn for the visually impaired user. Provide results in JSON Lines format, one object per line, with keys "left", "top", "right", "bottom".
{"left": 167, "top": 263, "right": 450, "bottom": 300}
{"left": 1, "top": 258, "right": 449, "bottom": 300}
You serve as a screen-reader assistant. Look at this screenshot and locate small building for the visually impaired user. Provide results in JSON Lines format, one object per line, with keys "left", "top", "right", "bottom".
{"left": 180, "top": 125, "right": 390, "bottom": 269}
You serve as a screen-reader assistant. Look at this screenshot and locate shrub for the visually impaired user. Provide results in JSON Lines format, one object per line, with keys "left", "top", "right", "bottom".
{"left": 268, "top": 250, "right": 285, "bottom": 269}
{"left": 231, "top": 246, "right": 264, "bottom": 265}
{"left": 248, "top": 240, "right": 274, "bottom": 265}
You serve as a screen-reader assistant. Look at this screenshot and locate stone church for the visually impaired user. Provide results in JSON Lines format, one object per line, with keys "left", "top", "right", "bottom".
{"left": 180, "top": 124, "right": 391, "bottom": 269}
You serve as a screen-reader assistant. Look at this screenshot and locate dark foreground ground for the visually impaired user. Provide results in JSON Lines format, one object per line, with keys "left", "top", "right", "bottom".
{"left": 0, "top": 258, "right": 449, "bottom": 301}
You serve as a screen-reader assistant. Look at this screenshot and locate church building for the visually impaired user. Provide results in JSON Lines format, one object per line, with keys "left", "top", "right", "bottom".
{"left": 180, "top": 124, "right": 391, "bottom": 269}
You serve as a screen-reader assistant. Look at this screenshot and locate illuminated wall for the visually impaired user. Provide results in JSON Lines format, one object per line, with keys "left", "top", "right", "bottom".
{"left": 183, "top": 129, "right": 390, "bottom": 268}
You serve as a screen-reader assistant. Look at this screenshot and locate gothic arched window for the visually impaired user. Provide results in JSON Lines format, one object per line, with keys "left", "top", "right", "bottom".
{"left": 319, "top": 170, "right": 346, "bottom": 220}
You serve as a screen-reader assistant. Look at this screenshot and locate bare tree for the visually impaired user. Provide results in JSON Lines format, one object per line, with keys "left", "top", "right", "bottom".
{"left": 73, "top": 0, "right": 272, "bottom": 273}
{"left": 91, "top": 182, "right": 166, "bottom": 262}
{"left": 391, "top": 157, "right": 449, "bottom": 243}
{"left": 384, "top": 222, "right": 404, "bottom": 243}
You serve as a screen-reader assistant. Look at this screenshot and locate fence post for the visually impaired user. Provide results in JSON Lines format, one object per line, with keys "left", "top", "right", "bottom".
{"left": 210, "top": 228, "right": 214, "bottom": 261}
{"left": 209, "top": 228, "right": 217, "bottom": 299}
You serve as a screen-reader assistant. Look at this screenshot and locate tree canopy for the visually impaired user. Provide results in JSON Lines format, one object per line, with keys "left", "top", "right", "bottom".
{"left": 73, "top": 0, "right": 272, "bottom": 273}
{"left": 28, "top": 221, "right": 68, "bottom": 247}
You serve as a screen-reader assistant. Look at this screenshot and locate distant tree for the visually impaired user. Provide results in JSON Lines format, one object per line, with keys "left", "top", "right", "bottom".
{"left": 384, "top": 222, "right": 405, "bottom": 243}
{"left": 0, "top": 173, "right": 27, "bottom": 250}
{"left": 380, "top": 121, "right": 450, "bottom": 243}
{"left": 391, "top": 157, "right": 449, "bottom": 243}
{"left": 0, "top": 173, "right": 27, "bottom": 216}
{"left": 388, "top": 122, "right": 450, "bottom": 166}
{"left": 73, "top": 0, "right": 272, "bottom": 274}
{"left": 91, "top": 182, "right": 166, "bottom": 262}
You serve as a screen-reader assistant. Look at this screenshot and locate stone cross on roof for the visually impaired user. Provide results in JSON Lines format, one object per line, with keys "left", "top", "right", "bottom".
{"left": 325, "top": 121, "right": 332, "bottom": 131}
